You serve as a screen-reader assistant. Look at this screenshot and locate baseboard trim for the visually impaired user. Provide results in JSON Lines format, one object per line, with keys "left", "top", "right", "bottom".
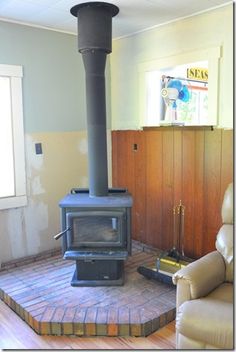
{"left": 0, "top": 247, "right": 62, "bottom": 271}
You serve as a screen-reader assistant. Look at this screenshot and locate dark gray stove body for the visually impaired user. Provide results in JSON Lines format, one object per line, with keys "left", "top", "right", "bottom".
{"left": 56, "top": 3, "right": 133, "bottom": 286}
{"left": 59, "top": 188, "right": 132, "bottom": 286}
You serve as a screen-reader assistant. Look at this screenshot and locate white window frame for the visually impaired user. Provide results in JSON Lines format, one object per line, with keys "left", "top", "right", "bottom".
{"left": 138, "top": 46, "right": 221, "bottom": 127}
{"left": 0, "top": 64, "right": 27, "bottom": 210}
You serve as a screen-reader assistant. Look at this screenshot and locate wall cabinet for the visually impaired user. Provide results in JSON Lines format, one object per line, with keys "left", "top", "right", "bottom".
{"left": 112, "top": 127, "right": 233, "bottom": 258}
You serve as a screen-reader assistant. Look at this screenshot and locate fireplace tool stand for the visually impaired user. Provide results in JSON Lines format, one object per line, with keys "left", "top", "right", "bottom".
{"left": 138, "top": 201, "right": 193, "bottom": 285}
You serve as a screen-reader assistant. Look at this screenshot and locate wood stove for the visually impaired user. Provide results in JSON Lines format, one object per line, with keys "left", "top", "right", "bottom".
{"left": 57, "top": 188, "right": 132, "bottom": 286}
{"left": 54, "top": 3, "right": 132, "bottom": 286}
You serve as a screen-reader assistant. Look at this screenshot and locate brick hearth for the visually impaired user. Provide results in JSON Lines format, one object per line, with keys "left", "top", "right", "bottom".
{"left": 0, "top": 242, "right": 176, "bottom": 337}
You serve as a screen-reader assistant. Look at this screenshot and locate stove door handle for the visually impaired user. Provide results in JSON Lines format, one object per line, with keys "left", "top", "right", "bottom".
{"left": 54, "top": 227, "right": 70, "bottom": 240}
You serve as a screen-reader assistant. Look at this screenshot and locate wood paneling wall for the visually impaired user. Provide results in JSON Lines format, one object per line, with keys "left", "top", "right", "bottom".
{"left": 112, "top": 128, "right": 233, "bottom": 258}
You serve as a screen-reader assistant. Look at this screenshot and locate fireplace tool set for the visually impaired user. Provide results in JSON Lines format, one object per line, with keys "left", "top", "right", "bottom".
{"left": 138, "top": 200, "right": 193, "bottom": 285}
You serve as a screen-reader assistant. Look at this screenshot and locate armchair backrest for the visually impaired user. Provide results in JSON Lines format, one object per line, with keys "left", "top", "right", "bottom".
{"left": 221, "top": 182, "right": 233, "bottom": 224}
{"left": 216, "top": 183, "right": 233, "bottom": 282}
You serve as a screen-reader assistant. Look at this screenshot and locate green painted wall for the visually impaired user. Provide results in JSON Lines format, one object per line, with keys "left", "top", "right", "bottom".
{"left": 0, "top": 21, "right": 112, "bottom": 133}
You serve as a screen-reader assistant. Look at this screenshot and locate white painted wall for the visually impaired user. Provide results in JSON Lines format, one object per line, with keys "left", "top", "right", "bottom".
{"left": 0, "top": 131, "right": 87, "bottom": 263}
{"left": 0, "top": 130, "right": 113, "bottom": 265}
{"left": 111, "top": 4, "right": 233, "bottom": 129}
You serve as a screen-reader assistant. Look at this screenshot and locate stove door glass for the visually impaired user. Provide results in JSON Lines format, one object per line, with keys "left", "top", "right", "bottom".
{"left": 66, "top": 210, "right": 125, "bottom": 248}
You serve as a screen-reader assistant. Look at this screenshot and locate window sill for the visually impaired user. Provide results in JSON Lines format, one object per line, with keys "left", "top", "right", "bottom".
{"left": 0, "top": 195, "right": 27, "bottom": 210}
{"left": 142, "top": 125, "right": 214, "bottom": 131}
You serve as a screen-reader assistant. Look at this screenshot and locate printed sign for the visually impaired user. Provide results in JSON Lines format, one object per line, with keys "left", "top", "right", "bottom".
{"left": 187, "top": 68, "right": 208, "bottom": 81}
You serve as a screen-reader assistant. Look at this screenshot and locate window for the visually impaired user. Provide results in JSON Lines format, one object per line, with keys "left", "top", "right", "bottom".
{"left": 0, "top": 64, "right": 27, "bottom": 210}
{"left": 145, "top": 61, "right": 208, "bottom": 125}
{"left": 138, "top": 47, "right": 221, "bottom": 127}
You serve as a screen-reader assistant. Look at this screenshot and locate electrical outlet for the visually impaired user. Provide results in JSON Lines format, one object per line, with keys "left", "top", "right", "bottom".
{"left": 35, "top": 143, "right": 43, "bottom": 155}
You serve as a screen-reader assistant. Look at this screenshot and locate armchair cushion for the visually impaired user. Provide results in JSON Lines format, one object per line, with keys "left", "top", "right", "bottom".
{"left": 172, "top": 251, "right": 225, "bottom": 300}
{"left": 176, "top": 294, "right": 233, "bottom": 349}
{"left": 207, "top": 282, "right": 233, "bottom": 302}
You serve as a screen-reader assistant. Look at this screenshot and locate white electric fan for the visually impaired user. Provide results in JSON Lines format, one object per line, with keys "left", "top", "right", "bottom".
{"left": 161, "top": 79, "right": 190, "bottom": 124}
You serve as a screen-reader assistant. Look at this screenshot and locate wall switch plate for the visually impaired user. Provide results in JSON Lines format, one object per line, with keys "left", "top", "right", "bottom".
{"left": 133, "top": 143, "right": 138, "bottom": 151}
{"left": 35, "top": 143, "right": 43, "bottom": 155}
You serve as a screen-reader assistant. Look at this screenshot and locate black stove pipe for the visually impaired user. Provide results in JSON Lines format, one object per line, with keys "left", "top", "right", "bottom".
{"left": 70, "top": 2, "right": 119, "bottom": 197}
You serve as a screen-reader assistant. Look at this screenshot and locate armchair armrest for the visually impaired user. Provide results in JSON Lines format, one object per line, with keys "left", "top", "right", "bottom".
{"left": 173, "top": 251, "right": 225, "bottom": 309}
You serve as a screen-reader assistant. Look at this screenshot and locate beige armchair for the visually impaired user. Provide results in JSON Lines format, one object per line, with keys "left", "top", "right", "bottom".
{"left": 173, "top": 183, "right": 233, "bottom": 350}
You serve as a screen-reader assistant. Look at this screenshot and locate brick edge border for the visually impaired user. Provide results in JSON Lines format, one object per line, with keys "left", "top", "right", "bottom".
{"left": 0, "top": 289, "right": 175, "bottom": 337}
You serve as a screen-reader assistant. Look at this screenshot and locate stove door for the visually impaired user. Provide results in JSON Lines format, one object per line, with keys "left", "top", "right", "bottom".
{"left": 66, "top": 210, "right": 126, "bottom": 249}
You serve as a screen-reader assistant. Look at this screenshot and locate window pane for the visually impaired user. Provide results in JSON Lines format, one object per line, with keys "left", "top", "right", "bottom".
{"left": 145, "top": 60, "right": 208, "bottom": 126}
{"left": 0, "top": 77, "right": 15, "bottom": 197}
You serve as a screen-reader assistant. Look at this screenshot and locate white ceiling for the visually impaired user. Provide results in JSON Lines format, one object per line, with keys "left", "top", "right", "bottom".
{"left": 0, "top": 0, "right": 232, "bottom": 39}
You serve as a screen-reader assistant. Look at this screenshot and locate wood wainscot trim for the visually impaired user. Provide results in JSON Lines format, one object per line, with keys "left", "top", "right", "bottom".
{"left": 112, "top": 128, "right": 233, "bottom": 258}
{"left": 142, "top": 125, "right": 214, "bottom": 131}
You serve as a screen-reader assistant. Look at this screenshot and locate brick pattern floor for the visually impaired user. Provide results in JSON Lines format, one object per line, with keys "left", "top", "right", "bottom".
{"left": 0, "top": 242, "right": 176, "bottom": 337}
